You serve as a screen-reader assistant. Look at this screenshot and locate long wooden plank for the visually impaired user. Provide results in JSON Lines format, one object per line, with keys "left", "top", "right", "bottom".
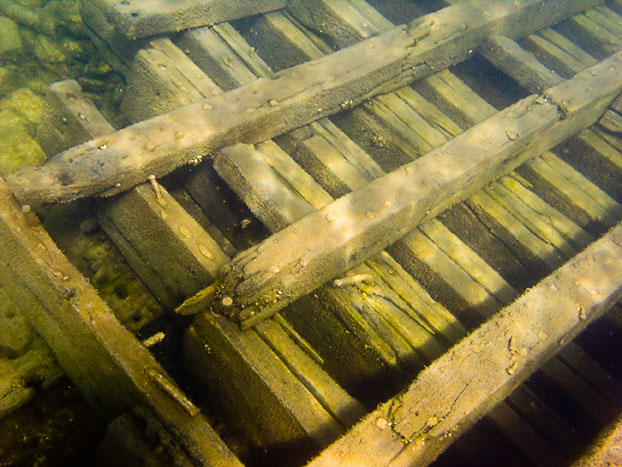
{"left": 0, "top": 178, "right": 240, "bottom": 466}
{"left": 178, "top": 52, "right": 622, "bottom": 327}
{"left": 6, "top": 0, "right": 604, "bottom": 207}
{"left": 84, "top": 0, "right": 287, "bottom": 40}
{"left": 310, "top": 218, "right": 622, "bottom": 467}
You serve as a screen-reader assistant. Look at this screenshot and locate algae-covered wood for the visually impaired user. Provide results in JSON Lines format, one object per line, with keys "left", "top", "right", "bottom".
{"left": 178, "top": 52, "right": 622, "bottom": 327}
{"left": 309, "top": 218, "right": 622, "bottom": 467}
{"left": 7, "top": 0, "right": 604, "bottom": 207}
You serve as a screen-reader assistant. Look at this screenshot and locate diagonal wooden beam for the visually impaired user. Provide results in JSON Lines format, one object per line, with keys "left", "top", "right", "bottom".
{"left": 177, "top": 51, "right": 622, "bottom": 328}
{"left": 6, "top": 0, "right": 604, "bottom": 208}
{"left": 308, "top": 218, "right": 622, "bottom": 466}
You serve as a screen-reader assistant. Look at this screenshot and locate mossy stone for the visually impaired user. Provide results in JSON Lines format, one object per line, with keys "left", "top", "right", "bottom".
{"left": 0, "top": 67, "right": 13, "bottom": 95}
{"left": 34, "top": 35, "right": 66, "bottom": 63}
{"left": 14, "top": 0, "right": 47, "bottom": 8}
{"left": 1, "top": 87, "right": 46, "bottom": 124}
{"left": 0, "top": 111, "right": 46, "bottom": 175}
{"left": 0, "top": 17, "right": 22, "bottom": 57}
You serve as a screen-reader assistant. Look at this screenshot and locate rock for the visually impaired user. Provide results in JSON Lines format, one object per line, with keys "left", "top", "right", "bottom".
{"left": 84, "top": 59, "right": 113, "bottom": 77}
{"left": 34, "top": 34, "right": 66, "bottom": 63}
{"left": 1, "top": 87, "right": 45, "bottom": 124}
{"left": 0, "top": 67, "right": 13, "bottom": 94}
{"left": 0, "top": 108, "right": 27, "bottom": 129}
{"left": 0, "top": 17, "right": 22, "bottom": 57}
{"left": 14, "top": 0, "right": 46, "bottom": 8}
{"left": 26, "top": 79, "right": 49, "bottom": 96}
{"left": 0, "top": 110, "right": 47, "bottom": 175}
{"left": 60, "top": 37, "right": 87, "bottom": 60}
{"left": 19, "top": 28, "right": 36, "bottom": 52}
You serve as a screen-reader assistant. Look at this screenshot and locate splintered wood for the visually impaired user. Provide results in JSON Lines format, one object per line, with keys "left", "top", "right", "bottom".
{"left": 7, "top": 0, "right": 604, "bottom": 208}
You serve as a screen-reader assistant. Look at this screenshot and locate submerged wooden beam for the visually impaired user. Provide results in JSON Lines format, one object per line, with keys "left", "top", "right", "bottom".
{"left": 479, "top": 36, "right": 564, "bottom": 93}
{"left": 177, "top": 51, "right": 622, "bottom": 327}
{"left": 6, "top": 0, "right": 604, "bottom": 208}
{"left": 84, "top": 0, "right": 288, "bottom": 40}
{"left": 309, "top": 218, "right": 622, "bottom": 466}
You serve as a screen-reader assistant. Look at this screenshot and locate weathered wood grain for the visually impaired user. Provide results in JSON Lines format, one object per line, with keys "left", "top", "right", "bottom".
{"left": 308, "top": 218, "right": 622, "bottom": 467}
{"left": 599, "top": 109, "right": 622, "bottom": 133}
{"left": 178, "top": 51, "right": 622, "bottom": 327}
{"left": 36, "top": 80, "right": 116, "bottom": 156}
{"left": 7, "top": 0, "right": 605, "bottom": 207}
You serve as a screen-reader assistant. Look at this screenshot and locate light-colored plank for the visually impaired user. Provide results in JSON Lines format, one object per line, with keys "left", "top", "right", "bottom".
{"left": 480, "top": 35, "right": 563, "bottom": 93}
{"left": 521, "top": 28, "right": 597, "bottom": 78}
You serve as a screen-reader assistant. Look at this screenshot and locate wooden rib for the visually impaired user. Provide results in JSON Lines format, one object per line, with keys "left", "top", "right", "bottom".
{"left": 36, "top": 80, "right": 116, "bottom": 156}
{"left": 521, "top": 27, "right": 597, "bottom": 78}
{"left": 310, "top": 219, "right": 622, "bottom": 466}
{"left": 0, "top": 177, "right": 241, "bottom": 466}
{"left": 177, "top": 53, "right": 622, "bottom": 327}
{"left": 6, "top": 0, "right": 605, "bottom": 207}
{"left": 557, "top": 12, "right": 622, "bottom": 59}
